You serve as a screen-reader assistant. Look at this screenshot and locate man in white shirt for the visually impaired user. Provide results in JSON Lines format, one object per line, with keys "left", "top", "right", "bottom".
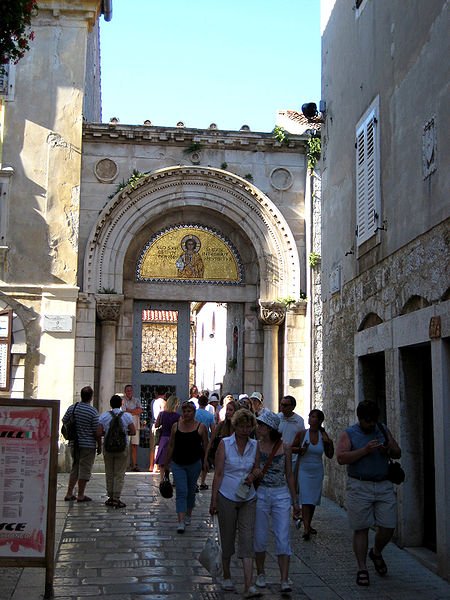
{"left": 278, "top": 395, "right": 305, "bottom": 445}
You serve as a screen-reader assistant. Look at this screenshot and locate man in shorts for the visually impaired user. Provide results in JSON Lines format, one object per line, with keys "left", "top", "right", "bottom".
{"left": 62, "top": 385, "right": 102, "bottom": 502}
{"left": 336, "top": 400, "right": 401, "bottom": 587}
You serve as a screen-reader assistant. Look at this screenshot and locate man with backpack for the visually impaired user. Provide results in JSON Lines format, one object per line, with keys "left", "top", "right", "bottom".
{"left": 98, "top": 395, "right": 136, "bottom": 508}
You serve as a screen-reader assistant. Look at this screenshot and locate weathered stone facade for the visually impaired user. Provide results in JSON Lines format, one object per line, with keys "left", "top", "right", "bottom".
{"left": 321, "top": 0, "right": 450, "bottom": 579}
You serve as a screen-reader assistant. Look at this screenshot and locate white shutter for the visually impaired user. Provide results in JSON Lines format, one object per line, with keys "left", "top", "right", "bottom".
{"left": 0, "top": 65, "right": 9, "bottom": 95}
{"left": 0, "top": 62, "right": 15, "bottom": 100}
{"left": 356, "top": 103, "right": 379, "bottom": 245}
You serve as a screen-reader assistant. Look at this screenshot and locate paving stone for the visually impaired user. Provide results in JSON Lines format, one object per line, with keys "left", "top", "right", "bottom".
{"left": 1, "top": 473, "right": 450, "bottom": 599}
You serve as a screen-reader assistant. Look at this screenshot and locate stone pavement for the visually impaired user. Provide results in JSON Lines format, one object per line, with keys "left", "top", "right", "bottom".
{"left": 1, "top": 472, "right": 449, "bottom": 600}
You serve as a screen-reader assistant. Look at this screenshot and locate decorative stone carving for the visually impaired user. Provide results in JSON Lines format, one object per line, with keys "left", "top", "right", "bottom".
{"left": 259, "top": 301, "right": 286, "bottom": 326}
{"left": 94, "top": 158, "right": 119, "bottom": 183}
{"left": 270, "top": 167, "right": 293, "bottom": 191}
{"left": 95, "top": 294, "right": 124, "bottom": 323}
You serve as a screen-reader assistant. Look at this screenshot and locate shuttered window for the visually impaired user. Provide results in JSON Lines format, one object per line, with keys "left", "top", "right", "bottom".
{"left": 356, "top": 100, "right": 380, "bottom": 245}
{"left": 0, "top": 62, "right": 16, "bottom": 100}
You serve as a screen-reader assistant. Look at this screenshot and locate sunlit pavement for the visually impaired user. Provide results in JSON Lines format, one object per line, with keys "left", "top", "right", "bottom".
{"left": 2, "top": 472, "right": 449, "bottom": 600}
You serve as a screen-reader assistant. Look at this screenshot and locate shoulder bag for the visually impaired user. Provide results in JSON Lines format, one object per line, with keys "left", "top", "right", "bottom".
{"left": 253, "top": 439, "right": 283, "bottom": 490}
{"left": 377, "top": 422, "right": 405, "bottom": 485}
{"left": 61, "top": 402, "right": 79, "bottom": 441}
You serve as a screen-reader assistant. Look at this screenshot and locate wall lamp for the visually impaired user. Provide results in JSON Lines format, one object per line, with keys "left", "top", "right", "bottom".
{"left": 301, "top": 101, "right": 326, "bottom": 123}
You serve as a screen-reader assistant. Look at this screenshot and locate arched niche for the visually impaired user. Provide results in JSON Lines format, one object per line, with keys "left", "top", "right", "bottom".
{"left": 83, "top": 166, "right": 302, "bottom": 301}
{"left": 358, "top": 312, "right": 383, "bottom": 332}
{"left": 401, "top": 295, "right": 431, "bottom": 315}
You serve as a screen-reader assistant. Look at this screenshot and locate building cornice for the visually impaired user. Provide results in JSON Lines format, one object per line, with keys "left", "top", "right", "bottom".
{"left": 35, "top": 1, "right": 104, "bottom": 28}
{"left": 82, "top": 123, "right": 308, "bottom": 152}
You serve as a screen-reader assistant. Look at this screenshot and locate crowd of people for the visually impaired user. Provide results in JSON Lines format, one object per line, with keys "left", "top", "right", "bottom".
{"left": 62, "top": 385, "right": 401, "bottom": 595}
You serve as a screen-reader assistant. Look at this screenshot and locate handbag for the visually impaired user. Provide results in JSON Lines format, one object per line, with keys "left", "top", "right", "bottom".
{"left": 198, "top": 515, "right": 222, "bottom": 578}
{"left": 61, "top": 402, "right": 78, "bottom": 441}
{"left": 377, "top": 422, "right": 405, "bottom": 485}
{"left": 159, "top": 472, "right": 173, "bottom": 499}
{"left": 253, "top": 439, "right": 282, "bottom": 490}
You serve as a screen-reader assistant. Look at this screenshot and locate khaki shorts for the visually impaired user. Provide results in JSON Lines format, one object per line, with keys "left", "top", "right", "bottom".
{"left": 70, "top": 446, "right": 96, "bottom": 481}
{"left": 217, "top": 494, "right": 256, "bottom": 559}
{"left": 346, "top": 477, "right": 397, "bottom": 530}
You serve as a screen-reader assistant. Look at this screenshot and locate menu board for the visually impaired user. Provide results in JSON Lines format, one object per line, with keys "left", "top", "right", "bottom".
{"left": 0, "top": 400, "right": 58, "bottom": 578}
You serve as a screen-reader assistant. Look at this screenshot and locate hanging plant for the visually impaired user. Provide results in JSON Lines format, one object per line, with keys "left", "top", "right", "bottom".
{"left": 306, "top": 134, "right": 321, "bottom": 171}
{"left": 0, "top": 1, "right": 38, "bottom": 72}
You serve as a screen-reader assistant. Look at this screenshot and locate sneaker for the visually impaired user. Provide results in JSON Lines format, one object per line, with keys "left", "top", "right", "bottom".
{"left": 221, "top": 579, "right": 235, "bottom": 591}
{"left": 255, "top": 574, "right": 266, "bottom": 588}
{"left": 281, "top": 580, "right": 292, "bottom": 593}
{"left": 243, "top": 585, "right": 262, "bottom": 598}
{"left": 185, "top": 515, "right": 191, "bottom": 525}
{"left": 177, "top": 522, "right": 185, "bottom": 534}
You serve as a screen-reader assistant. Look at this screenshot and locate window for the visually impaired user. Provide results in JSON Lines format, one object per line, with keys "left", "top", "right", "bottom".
{"left": 0, "top": 310, "right": 12, "bottom": 391}
{"left": 0, "top": 62, "right": 16, "bottom": 101}
{"left": 0, "top": 167, "right": 14, "bottom": 247}
{"left": 355, "top": 98, "right": 380, "bottom": 246}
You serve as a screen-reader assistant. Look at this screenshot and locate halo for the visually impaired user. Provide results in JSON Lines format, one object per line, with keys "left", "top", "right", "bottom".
{"left": 181, "top": 234, "right": 201, "bottom": 253}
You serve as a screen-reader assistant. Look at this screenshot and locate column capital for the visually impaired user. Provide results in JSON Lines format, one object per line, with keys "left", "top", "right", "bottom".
{"left": 259, "top": 301, "right": 286, "bottom": 326}
{"left": 95, "top": 294, "right": 124, "bottom": 323}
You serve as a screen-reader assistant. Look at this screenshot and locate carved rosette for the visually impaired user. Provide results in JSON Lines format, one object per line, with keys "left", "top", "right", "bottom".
{"left": 95, "top": 294, "right": 124, "bottom": 324}
{"left": 259, "top": 301, "right": 286, "bottom": 326}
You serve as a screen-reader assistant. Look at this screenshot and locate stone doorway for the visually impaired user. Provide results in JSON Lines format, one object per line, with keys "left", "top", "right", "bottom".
{"left": 401, "top": 343, "right": 436, "bottom": 552}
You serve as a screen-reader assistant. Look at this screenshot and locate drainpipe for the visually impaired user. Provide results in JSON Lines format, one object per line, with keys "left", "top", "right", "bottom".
{"left": 102, "top": 0, "right": 113, "bottom": 21}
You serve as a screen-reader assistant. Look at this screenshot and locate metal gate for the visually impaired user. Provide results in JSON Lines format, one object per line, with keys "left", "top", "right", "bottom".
{"left": 132, "top": 300, "right": 191, "bottom": 421}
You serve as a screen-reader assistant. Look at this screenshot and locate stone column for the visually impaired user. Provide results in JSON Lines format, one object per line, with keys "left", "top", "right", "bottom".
{"left": 95, "top": 294, "right": 124, "bottom": 414}
{"left": 259, "top": 301, "right": 286, "bottom": 413}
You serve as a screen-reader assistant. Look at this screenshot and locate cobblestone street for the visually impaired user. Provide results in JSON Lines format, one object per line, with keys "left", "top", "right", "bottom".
{"left": 1, "top": 472, "right": 449, "bottom": 600}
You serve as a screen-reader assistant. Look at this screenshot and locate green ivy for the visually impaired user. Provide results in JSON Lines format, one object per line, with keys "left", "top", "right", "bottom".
{"left": 183, "top": 142, "right": 203, "bottom": 155}
{"left": 306, "top": 134, "right": 321, "bottom": 171}
{"left": 309, "top": 252, "right": 321, "bottom": 267}
{"left": 108, "top": 169, "right": 147, "bottom": 199}
{"left": 272, "top": 125, "right": 289, "bottom": 145}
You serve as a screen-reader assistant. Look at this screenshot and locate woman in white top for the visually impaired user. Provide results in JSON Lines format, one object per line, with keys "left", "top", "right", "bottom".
{"left": 210, "top": 408, "right": 262, "bottom": 599}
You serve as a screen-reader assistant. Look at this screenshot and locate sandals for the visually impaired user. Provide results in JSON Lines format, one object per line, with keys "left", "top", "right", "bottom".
{"left": 356, "top": 569, "right": 370, "bottom": 586}
{"left": 369, "top": 548, "right": 388, "bottom": 575}
{"left": 199, "top": 483, "right": 209, "bottom": 490}
{"left": 64, "top": 495, "right": 76, "bottom": 501}
{"left": 76, "top": 496, "right": 92, "bottom": 503}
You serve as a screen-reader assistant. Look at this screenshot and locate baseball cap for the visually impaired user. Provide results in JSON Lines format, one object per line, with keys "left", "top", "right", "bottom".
{"left": 250, "top": 392, "right": 263, "bottom": 402}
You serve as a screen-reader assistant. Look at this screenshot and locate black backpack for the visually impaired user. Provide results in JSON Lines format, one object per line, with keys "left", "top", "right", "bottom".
{"left": 104, "top": 411, "right": 127, "bottom": 453}
{"left": 61, "top": 402, "right": 78, "bottom": 441}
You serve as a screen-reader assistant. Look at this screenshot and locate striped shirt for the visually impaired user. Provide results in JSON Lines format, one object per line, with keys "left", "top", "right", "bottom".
{"left": 62, "top": 401, "right": 99, "bottom": 449}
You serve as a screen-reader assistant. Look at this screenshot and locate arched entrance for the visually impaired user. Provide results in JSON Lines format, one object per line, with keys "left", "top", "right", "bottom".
{"left": 83, "top": 166, "right": 303, "bottom": 414}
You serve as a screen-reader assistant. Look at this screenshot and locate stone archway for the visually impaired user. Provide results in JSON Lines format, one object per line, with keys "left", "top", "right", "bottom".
{"left": 83, "top": 166, "right": 304, "bottom": 411}
{"left": 84, "top": 166, "right": 302, "bottom": 300}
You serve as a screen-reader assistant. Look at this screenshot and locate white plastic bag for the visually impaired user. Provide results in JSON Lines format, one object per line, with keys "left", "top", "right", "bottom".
{"left": 198, "top": 515, "right": 223, "bottom": 577}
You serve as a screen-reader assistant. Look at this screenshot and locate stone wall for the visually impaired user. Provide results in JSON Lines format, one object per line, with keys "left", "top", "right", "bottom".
{"left": 322, "top": 220, "right": 449, "bottom": 505}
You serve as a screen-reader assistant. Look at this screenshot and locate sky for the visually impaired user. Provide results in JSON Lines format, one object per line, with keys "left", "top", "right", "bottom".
{"left": 100, "top": 0, "right": 321, "bottom": 133}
